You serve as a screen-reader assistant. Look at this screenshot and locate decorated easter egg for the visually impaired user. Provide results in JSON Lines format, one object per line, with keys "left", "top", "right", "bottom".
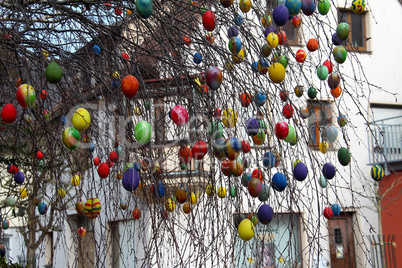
{"left": 331, "top": 87, "right": 342, "bottom": 98}
{"left": 302, "top": 0, "right": 316, "bottom": 16}
{"left": 325, "top": 126, "right": 338, "bottom": 143}
{"left": 14, "top": 171, "right": 24, "bottom": 184}
{"left": 122, "top": 168, "right": 140, "bottom": 191}
{"left": 248, "top": 178, "right": 262, "bottom": 197}
{"left": 322, "top": 162, "right": 336, "bottom": 179}
{"left": 371, "top": 164, "right": 384, "bottom": 181}
{"left": 323, "top": 207, "right": 333, "bottom": 219}
{"left": 269, "top": 63, "right": 286, "bottom": 83}
{"left": 221, "top": 0, "right": 234, "bottom": 8}
{"left": 62, "top": 127, "right": 81, "bottom": 150}
{"left": 133, "top": 208, "right": 141, "bottom": 219}
{"left": 213, "top": 138, "right": 226, "bottom": 161}
{"left": 78, "top": 227, "right": 87, "bottom": 237}
{"left": 230, "top": 159, "right": 243, "bottom": 177}
{"left": 193, "top": 53, "right": 202, "bottom": 64}
{"left": 317, "top": 65, "right": 329, "bottom": 80}
{"left": 241, "top": 140, "right": 251, "bottom": 153}
{"left": 352, "top": 0, "right": 366, "bottom": 13}
{"left": 338, "top": 115, "right": 347, "bottom": 127}
{"left": 239, "top": 0, "right": 252, "bottom": 13}
{"left": 285, "top": 0, "right": 302, "bottom": 16}
{"left": 175, "top": 185, "right": 188, "bottom": 203}
{"left": 166, "top": 198, "right": 176, "bottom": 212}
{"left": 221, "top": 159, "right": 231, "bottom": 176}
{"left": 263, "top": 152, "right": 276, "bottom": 168}
{"left": 293, "top": 162, "right": 308, "bottom": 181}
{"left": 307, "top": 38, "right": 319, "bottom": 51}
{"left": 98, "top": 163, "right": 110, "bottom": 178}
{"left": 283, "top": 104, "right": 294, "bottom": 119}
{"left": 222, "top": 108, "right": 237, "bottom": 128}
{"left": 190, "top": 193, "right": 198, "bottom": 204}
{"left": 202, "top": 11, "right": 216, "bottom": 31}
{"left": 328, "top": 72, "right": 340, "bottom": 89}
{"left": 217, "top": 186, "right": 226, "bottom": 198}
{"left": 245, "top": 118, "right": 260, "bottom": 136}
{"left": 238, "top": 219, "right": 254, "bottom": 241}
{"left": 178, "top": 147, "right": 192, "bottom": 164}
{"left": 170, "top": 105, "right": 189, "bottom": 126}
{"left": 258, "top": 184, "right": 270, "bottom": 201}
{"left": 272, "top": 172, "right": 287, "bottom": 192}
{"left": 333, "top": 46, "right": 347, "bottom": 64}
{"left": 275, "top": 121, "right": 289, "bottom": 140}
{"left": 228, "top": 37, "right": 242, "bottom": 54}
{"left": 331, "top": 203, "right": 341, "bottom": 217}
{"left": 84, "top": 198, "right": 101, "bottom": 219}
{"left": 336, "top": 23, "right": 350, "bottom": 41}
{"left": 208, "top": 121, "right": 223, "bottom": 139}
{"left": 206, "top": 67, "right": 222, "bottom": 90}
{"left": 121, "top": 75, "right": 139, "bottom": 98}
{"left": 192, "top": 140, "right": 208, "bottom": 160}
{"left": 72, "top": 108, "right": 91, "bottom": 132}
{"left": 258, "top": 204, "right": 274, "bottom": 224}
{"left": 317, "top": 0, "right": 330, "bottom": 15}
{"left": 1, "top": 104, "right": 17, "bottom": 123}
{"left": 38, "top": 202, "right": 48, "bottom": 215}
{"left": 16, "top": 84, "right": 35, "bottom": 108}
{"left": 242, "top": 173, "right": 252, "bottom": 187}
{"left": 136, "top": 0, "right": 153, "bottom": 18}
{"left": 225, "top": 137, "right": 242, "bottom": 160}
{"left": 266, "top": 32, "right": 279, "bottom": 49}
{"left": 273, "top": 5, "right": 289, "bottom": 26}
{"left": 134, "top": 121, "right": 152, "bottom": 144}
{"left": 3, "top": 220, "right": 9, "bottom": 230}
{"left": 319, "top": 141, "right": 329, "bottom": 153}
{"left": 319, "top": 176, "right": 328, "bottom": 188}
{"left": 206, "top": 184, "right": 216, "bottom": 196}
{"left": 292, "top": 16, "right": 301, "bottom": 27}
{"left": 253, "top": 129, "right": 266, "bottom": 145}
{"left": 230, "top": 186, "right": 238, "bottom": 198}
{"left": 45, "top": 61, "right": 63, "bottom": 84}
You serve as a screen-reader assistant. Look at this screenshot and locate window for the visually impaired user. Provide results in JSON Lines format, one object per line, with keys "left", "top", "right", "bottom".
{"left": 307, "top": 100, "right": 334, "bottom": 150}
{"left": 110, "top": 220, "right": 138, "bottom": 268}
{"left": 338, "top": 9, "right": 369, "bottom": 51}
{"left": 0, "top": 237, "right": 10, "bottom": 262}
{"left": 234, "top": 213, "right": 302, "bottom": 268}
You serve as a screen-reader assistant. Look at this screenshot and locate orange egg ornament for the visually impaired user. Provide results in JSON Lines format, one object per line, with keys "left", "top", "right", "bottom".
{"left": 121, "top": 75, "right": 139, "bottom": 98}
{"left": 307, "top": 38, "right": 318, "bottom": 52}
{"left": 331, "top": 87, "right": 342, "bottom": 98}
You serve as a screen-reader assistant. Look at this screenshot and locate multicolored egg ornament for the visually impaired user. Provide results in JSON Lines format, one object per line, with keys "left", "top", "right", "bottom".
{"left": 254, "top": 92, "right": 267, "bottom": 107}
{"left": 323, "top": 60, "right": 333, "bottom": 73}
{"left": 84, "top": 198, "right": 101, "bottom": 219}
{"left": 45, "top": 61, "right": 63, "bottom": 84}
{"left": 323, "top": 207, "right": 333, "bottom": 219}
{"left": 38, "top": 202, "right": 48, "bottom": 215}
{"left": 273, "top": 5, "right": 289, "bottom": 26}
{"left": 248, "top": 178, "right": 262, "bottom": 197}
{"left": 238, "top": 219, "right": 255, "bottom": 241}
{"left": 3, "top": 220, "right": 9, "bottom": 230}
{"left": 253, "top": 129, "right": 266, "bottom": 145}
{"left": 240, "top": 92, "right": 252, "bottom": 107}
{"left": 277, "top": 30, "right": 287, "bottom": 45}
{"left": 221, "top": 0, "right": 234, "bottom": 8}
{"left": 336, "top": 23, "right": 350, "bottom": 41}
{"left": 291, "top": 16, "right": 301, "bottom": 27}
{"left": 261, "top": 44, "right": 272, "bottom": 57}
{"left": 286, "top": 0, "right": 302, "bottom": 16}
{"left": 282, "top": 104, "right": 294, "bottom": 119}
{"left": 206, "top": 67, "right": 222, "bottom": 90}
{"left": 333, "top": 46, "right": 347, "bottom": 64}
{"left": 352, "top": 0, "right": 366, "bottom": 13}
{"left": 202, "top": 10, "right": 216, "bottom": 31}
{"left": 133, "top": 208, "right": 141, "bottom": 219}
{"left": 258, "top": 204, "right": 274, "bottom": 224}
{"left": 371, "top": 164, "right": 384, "bottom": 181}
{"left": 222, "top": 108, "right": 237, "bottom": 128}
{"left": 261, "top": 11, "right": 272, "bottom": 27}
{"left": 317, "top": 65, "right": 329, "bottom": 80}
{"left": 92, "top": 45, "right": 101, "bottom": 54}
{"left": 322, "top": 162, "right": 336, "bottom": 179}
{"left": 16, "top": 84, "right": 35, "bottom": 108}
{"left": 62, "top": 127, "right": 81, "bottom": 150}
{"left": 1, "top": 104, "right": 17, "bottom": 123}
{"left": 300, "top": 106, "right": 309, "bottom": 119}
{"left": 241, "top": 140, "right": 251, "bottom": 154}
{"left": 239, "top": 0, "right": 252, "bottom": 13}
{"left": 269, "top": 63, "right": 286, "bottom": 83}
{"left": 191, "top": 140, "right": 208, "bottom": 160}
{"left": 228, "top": 37, "right": 242, "bottom": 54}
{"left": 121, "top": 75, "right": 139, "bottom": 98}
{"left": 293, "top": 162, "right": 308, "bottom": 181}
{"left": 72, "top": 108, "right": 91, "bottom": 132}
{"left": 136, "top": 0, "right": 153, "bottom": 18}
{"left": 134, "top": 121, "right": 152, "bottom": 144}
{"left": 284, "top": 125, "right": 296, "bottom": 143}
{"left": 338, "top": 115, "right": 347, "bottom": 127}
{"left": 275, "top": 121, "right": 289, "bottom": 140}
{"left": 122, "top": 168, "right": 140, "bottom": 191}
{"left": 120, "top": 200, "right": 128, "bottom": 210}
{"left": 234, "top": 13, "right": 243, "bottom": 25}
{"left": 263, "top": 152, "right": 276, "bottom": 168}
{"left": 224, "top": 137, "right": 241, "bottom": 160}
{"left": 272, "top": 172, "right": 287, "bottom": 192}
{"left": 302, "top": 0, "right": 316, "bottom": 16}
{"left": 233, "top": 48, "right": 246, "bottom": 64}
{"left": 319, "top": 176, "right": 328, "bottom": 188}
{"left": 331, "top": 204, "right": 341, "bottom": 217}
{"left": 245, "top": 118, "right": 260, "bottom": 136}
{"left": 165, "top": 198, "right": 176, "bottom": 212}
{"left": 328, "top": 72, "right": 340, "bottom": 89}
{"left": 170, "top": 105, "right": 189, "bottom": 126}
{"left": 78, "top": 227, "right": 87, "bottom": 237}
{"left": 242, "top": 173, "right": 252, "bottom": 187}
{"left": 317, "top": 0, "right": 330, "bottom": 15}
{"left": 258, "top": 184, "right": 270, "bottom": 201}
{"left": 229, "top": 159, "right": 243, "bottom": 177}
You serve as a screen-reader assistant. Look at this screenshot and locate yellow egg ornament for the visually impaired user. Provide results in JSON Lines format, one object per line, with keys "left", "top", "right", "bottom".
{"left": 206, "top": 184, "right": 216, "bottom": 196}
{"left": 72, "top": 108, "right": 91, "bottom": 132}
{"left": 222, "top": 108, "right": 238, "bottom": 128}
{"left": 232, "top": 48, "right": 245, "bottom": 64}
{"left": 20, "top": 188, "right": 28, "bottom": 199}
{"left": 71, "top": 175, "right": 81, "bottom": 186}
{"left": 58, "top": 188, "right": 67, "bottom": 198}
{"left": 165, "top": 198, "right": 176, "bottom": 212}
{"left": 268, "top": 63, "right": 286, "bottom": 84}
{"left": 218, "top": 187, "right": 226, "bottom": 198}
{"left": 319, "top": 141, "right": 329, "bottom": 153}
{"left": 190, "top": 192, "right": 198, "bottom": 204}
{"left": 238, "top": 219, "right": 255, "bottom": 241}
{"left": 266, "top": 32, "right": 279, "bottom": 49}
{"left": 352, "top": 0, "right": 366, "bottom": 14}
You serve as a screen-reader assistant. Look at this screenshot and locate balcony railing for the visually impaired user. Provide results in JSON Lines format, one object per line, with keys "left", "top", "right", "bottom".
{"left": 367, "top": 115, "right": 402, "bottom": 165}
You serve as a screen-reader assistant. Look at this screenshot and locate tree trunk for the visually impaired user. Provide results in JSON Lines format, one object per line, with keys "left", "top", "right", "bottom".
{"left": 26, "top": 200, "right": 37, "bottom": 268}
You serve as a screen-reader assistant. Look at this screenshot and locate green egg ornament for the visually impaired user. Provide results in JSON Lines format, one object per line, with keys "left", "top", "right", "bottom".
{"left": 333, "top": 46, "right": 347, "bottom": 64}
{"left": 338, "top": 147, "right": 351, "bottom": 166}
{"left": 318, "top": 176, "right": 328, "bottom": 188}
{"left": 336, "top": 23, "right": 350, "bottom": 41}
{"left": 230, "top": 186, "right": 238, "bottom": 197}
{"left": 317, "top": 65, "right": 329, "bottom": 80}
{"left": 308, "top": 87, "right": 317, "bottom": 99}
{"left": 136, "top": 0, "right": 153, "bottom": 19}
{"left": 317, "top": 0, "right": 330, "bottom": 15}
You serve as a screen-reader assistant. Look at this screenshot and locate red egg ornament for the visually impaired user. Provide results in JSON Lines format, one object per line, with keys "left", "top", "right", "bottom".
{"left": 291, "top": 16, "right": 301, "bottom": 28}
{"left": 240, "top": 92, "right": 252, "bottom": 107}
{"left": 36, "top": 151, "right": 43, "bottom": 160}
{"left": 122, "top": 53, "right": 129, "bottom": 60}
{"left": 93, "top": 157, "right": 100, "bottom": 166}
{"left": 192, "top": 141, "right": 208, "bottom": 160}
{"left": 277, "top": 30, "right": 287, "bottom": 45}
{"left": 241, "top": 140, "right": 251, "bottom": 153}
{"left": 275, "top": 121, "right": 289, "bottom": 140}
{"left": 97, "top": 163, "right": 110, "bottom": 178}
{"left": 1, "top": 104, "right": 17, "bottom": 124}
{"left": 251, "top": 169, "right": 264, "bottom": 182}
{"left": 109, "top": 151, "right": 118, "bottom": 162}
{"left": 221, "top": 159, "right": 231, "bottom": 176}
{"left": 323, "top": 207, "right": 334, "bottom": 219}
{"left": 202, "top": 11, "right": 217, "bottom": 31}
{"left": 121, "top": 75, "right": 139, "bottom": 98}
{"left": 296, "top": 49, "right": 307, "bottom": 63}
{"left": 178, "top": 147, "right": 192, "bottom": 164}
{"left": 170, "top": 105, "right": 189, "bottom": 126}
{"left": 282, "top": 104, "right": 293, "bottom": 119}
{"left": 133, "top": 208, "right": 141, "bottom": 219}
{"left": 307, "top": 38, "right": 319, "bottom": 52}
{"left": 40, "top": 90, "right": 49, "bottom": 100}
{"left": 323, "top": 60, "right": 333, "bottom": 74}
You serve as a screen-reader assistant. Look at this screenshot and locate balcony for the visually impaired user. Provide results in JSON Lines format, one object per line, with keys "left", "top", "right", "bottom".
{"left": 367, "top": 115, "right": 402, "bottom": 169}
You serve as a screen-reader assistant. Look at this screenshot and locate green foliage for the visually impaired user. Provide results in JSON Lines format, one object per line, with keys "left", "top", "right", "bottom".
{"left": 0, "top": 257, "right": 26, "bottom": 268}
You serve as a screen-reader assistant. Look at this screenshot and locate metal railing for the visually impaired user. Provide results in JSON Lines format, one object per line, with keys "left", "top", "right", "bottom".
{"left": 367, "top": 116, "right": 402, "bottom": 165}
{"left": 368, "top": 235, "right": 397, "bottom": 268}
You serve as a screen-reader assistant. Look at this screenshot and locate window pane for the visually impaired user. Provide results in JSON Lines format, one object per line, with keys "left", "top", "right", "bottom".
{"left": 351, "top": 13, "right": 364, "bottom": 47}
{"left": 338, "top": 11, "right": 348, "bottom": 24}
{"left": 282, "top": 23, "right": 297, "bottom": 42}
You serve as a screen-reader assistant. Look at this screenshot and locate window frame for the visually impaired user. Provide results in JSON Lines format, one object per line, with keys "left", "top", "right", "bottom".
{"left": 307, "top": 100, "right": 335, "bottom": 150}
{"left": 337, "top": 8, "right": 369, "bottom": 52}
